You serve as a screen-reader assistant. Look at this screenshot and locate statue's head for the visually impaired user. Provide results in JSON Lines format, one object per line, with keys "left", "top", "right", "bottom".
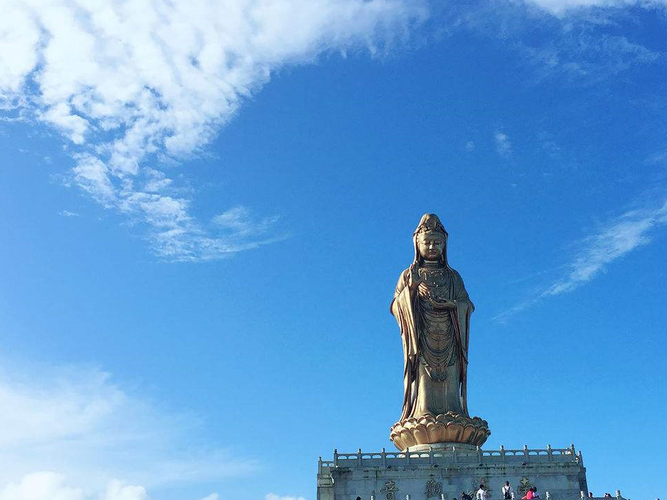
{"left": 413, "top": 213, "right": 448, "bottom": 264}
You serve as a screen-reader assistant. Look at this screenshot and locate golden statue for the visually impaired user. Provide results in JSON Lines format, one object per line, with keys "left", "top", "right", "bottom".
{"left": 389, "top": 214, "right": 490, "bottom": 450}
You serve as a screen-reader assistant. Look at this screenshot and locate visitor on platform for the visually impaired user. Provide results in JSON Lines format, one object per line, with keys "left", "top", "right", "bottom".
{"left": 462, "top": 491, "right": 473, "bottom": 500}
{"left": 476, "top": 485, "right": 488, "bottom": 500}
{"left": 522, "top": 488, "right": 534, "bottom": 500}
{"left": 588, "top": 493, "right": 594, "bottom": 498}
{"left": 604, "top": 494, "right": 612, "bottom": 498}
{"left": 532, "top": 487, "right": 541, "bottom": 499}
{"left": 502, "top": 481, "right": 514, "bottom": 500}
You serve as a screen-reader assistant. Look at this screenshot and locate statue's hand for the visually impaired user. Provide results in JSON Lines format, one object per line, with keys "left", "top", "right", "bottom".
{"left": 433, "top": 297, "right": 457, "bottom": 309}
{"left": 408, "top": 263, "right": 422, "bottom": 290}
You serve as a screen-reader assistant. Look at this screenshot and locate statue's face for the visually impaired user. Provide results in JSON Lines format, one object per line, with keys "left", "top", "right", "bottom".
{"left": 417, "top": 232, "right": 445, "bottom": 261}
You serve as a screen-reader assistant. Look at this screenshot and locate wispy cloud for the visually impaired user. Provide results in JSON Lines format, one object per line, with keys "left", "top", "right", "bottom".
{"left": 58, "top": 210, "right": 81, "bottom": 218}
{"left": 545, "top": 201, "right": 667, "bottom": 295}
{"left": 441, "top": 1, "right": 660, "bottom": 85}
{"left": 527, "top": 0, "right": 667, "bottom": 15}
{"left": 645, "top": 149, "right": 667, "bottom": 165}
{"left": 495, "top": 199, "right": 667, "bottom": 321}
{"left": 0, "top": 0, "right": 427, "bottom": 261}
{"left": 0, "top": 359, "right": 258, "bottom": 497}
{"left": 494, "top": 131, "right": 513, "bottom": 158}
{"left": 212, "top": 206, "right": 280, "bottom": 237}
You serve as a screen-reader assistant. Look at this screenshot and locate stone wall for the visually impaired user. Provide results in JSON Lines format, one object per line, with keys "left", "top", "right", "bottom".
{"left": 317, "top": 445, "right": 589, "bottom": 500}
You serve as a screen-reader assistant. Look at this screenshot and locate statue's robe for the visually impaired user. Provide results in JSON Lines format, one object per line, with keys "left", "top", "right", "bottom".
{"left": 391, "top": 266, "right": 474, "bottom": 421}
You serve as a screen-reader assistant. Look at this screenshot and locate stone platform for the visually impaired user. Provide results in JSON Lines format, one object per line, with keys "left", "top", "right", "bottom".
{"left": 317, "top": 445, "right": 589, "bottom": 500}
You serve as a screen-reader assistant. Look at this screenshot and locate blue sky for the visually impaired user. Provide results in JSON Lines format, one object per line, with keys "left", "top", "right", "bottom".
{"left": 1, "top": 1, "right": 667, "bottom": 500}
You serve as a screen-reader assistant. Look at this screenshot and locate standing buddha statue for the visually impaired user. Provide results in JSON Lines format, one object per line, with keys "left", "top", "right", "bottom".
{"left": 389, "top": 214, "right": 490, "bottom": 451}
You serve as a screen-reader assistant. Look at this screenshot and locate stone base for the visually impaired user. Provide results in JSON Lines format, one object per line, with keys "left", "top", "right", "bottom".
{"left": 390, "top": 412, "right": 491, "bottom": 450}
{"left": 317, "top": 445, "right": 589, "bottom": 500}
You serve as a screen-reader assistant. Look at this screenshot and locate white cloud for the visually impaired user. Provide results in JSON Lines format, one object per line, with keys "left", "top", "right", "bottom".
{"left": 495, "top": 200, "right": 667, "bottom": 320}
{"left": 494, "top": 131, "right": 513, "bottom": 158}
{"left": 465, "top": 140, "right": 475, "bottom": 152}
{"left": 0, "top": 0, "right": 427, "bottom": 261}
{"left": 265, "top": 494, "right": 307, "bottom": 500}
{"left": 0, "top": 473, "right": 86, "bottom": 500}
{"left": 0, "top": 360, "right": 258, "bottom": 496}
{"left": 100, "top": 481, "right": 149, "bottom": 500}
{"left": 198, "top": 495, "right": 219, "bottom": 500}
{"left": 0, "top": 474, "right": 149, "bottom": 500}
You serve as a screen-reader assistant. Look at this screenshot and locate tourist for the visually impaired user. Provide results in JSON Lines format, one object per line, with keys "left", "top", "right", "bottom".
{"left": 588, "top": 493, "right": 594, "bottom": 498}
{"left": 502, "top": 481, "right": 514, "bottom": 500}
{"left": 532, "top": 487, "right": 541, "bottom": 499}
{"left": 522, "top": 488, "right": 534, "bottom": 500}
{"left": 476, "top": 484, "right": 488, "bottom": 500}
{"left": 604, "top": 494, "right": 612, "bottom": 498}
{"left": 462, "top": 491, "right": 473, "bottom": 500}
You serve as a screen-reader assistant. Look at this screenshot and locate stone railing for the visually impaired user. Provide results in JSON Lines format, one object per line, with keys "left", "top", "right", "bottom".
{"left": 582, "top": 492, "right": 625, "bottom": 500}
{"left": 318, "top": 444, "right": 584, "bottom": 472}
{"left": 346, "top": 494, "right": 625, "bottom": 500}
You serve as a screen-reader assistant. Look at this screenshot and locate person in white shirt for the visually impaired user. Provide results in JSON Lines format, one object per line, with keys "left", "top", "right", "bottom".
{"left": 502, "top": 481, "right": 514, "bottom": 500}
{"left": 476, "top": 485, "right": 488, "bottom": 500}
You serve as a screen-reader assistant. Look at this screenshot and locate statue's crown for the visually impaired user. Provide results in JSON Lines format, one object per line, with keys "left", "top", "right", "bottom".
{"left": 414, "top": 213, "right": 448, "bottom": 237}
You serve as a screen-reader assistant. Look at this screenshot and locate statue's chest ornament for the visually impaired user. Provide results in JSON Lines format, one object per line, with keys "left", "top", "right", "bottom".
{"left": 418, "top": 267, "right": 448, "bottom": 287}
